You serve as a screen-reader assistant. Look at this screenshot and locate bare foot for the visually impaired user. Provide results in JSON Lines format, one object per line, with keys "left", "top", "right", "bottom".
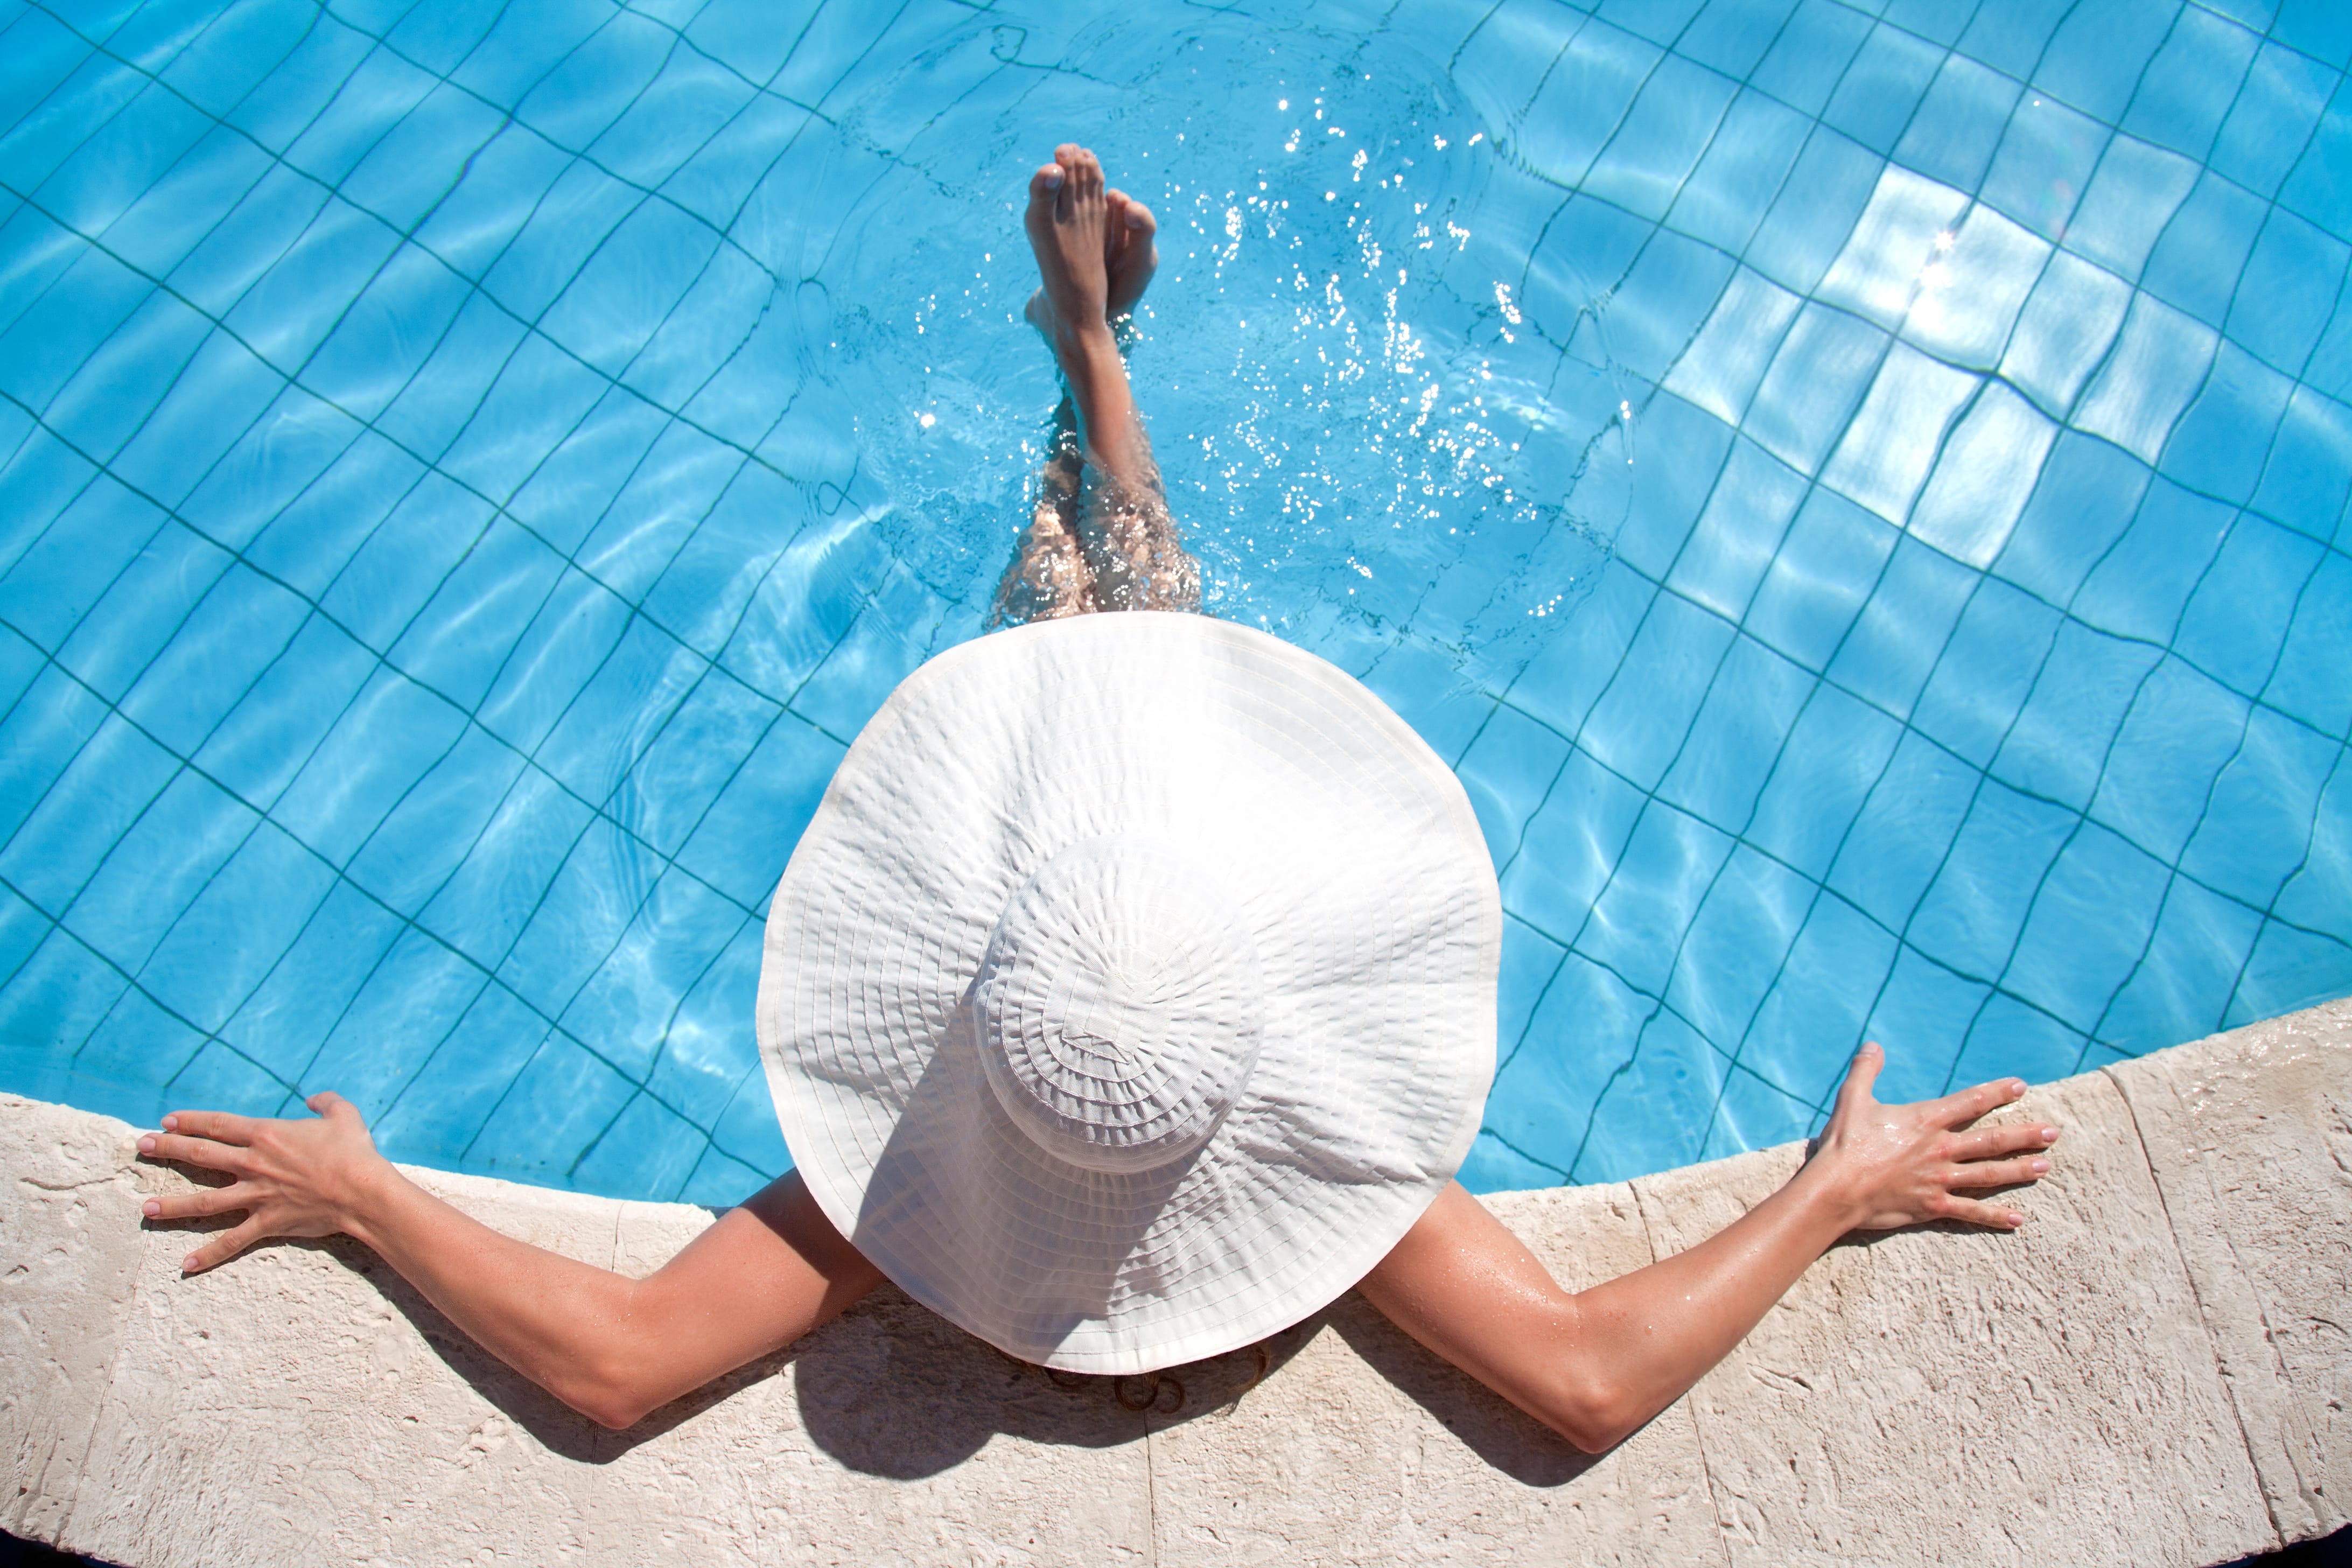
{"left": 1024, "top": 151, "right": 1158, "bottom": 342}
{"left": 1104, "top": 188, "right": 1158, "bottom": 318}
{"left": 1024, "top": 143, "right": 1112, "bottom": 349}
{"left": 1017, "top": 143, "right": 1151, "bottom": 493}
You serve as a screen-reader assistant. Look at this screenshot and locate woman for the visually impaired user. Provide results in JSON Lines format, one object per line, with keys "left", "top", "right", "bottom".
{"left": 134, "top": 145, "right": 2059, "bottom": 1453}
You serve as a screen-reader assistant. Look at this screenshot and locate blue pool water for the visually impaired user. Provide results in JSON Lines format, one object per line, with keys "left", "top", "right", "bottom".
{"left": 1, "top": 0, "right": 2347, "bottom": 1204}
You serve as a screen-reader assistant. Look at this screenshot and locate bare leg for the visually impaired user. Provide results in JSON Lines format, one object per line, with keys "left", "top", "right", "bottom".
{"left": 991, "top": 144, "right": 1199, "bottom": 625}
{"left": 1073, "top": 417, "right": 1199, "bottom": 613}
{"left": 991, "top": 395, "right": 1096, "bottom": 624}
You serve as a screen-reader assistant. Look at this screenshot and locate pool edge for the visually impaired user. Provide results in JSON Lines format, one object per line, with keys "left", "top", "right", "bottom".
{"left": 2, "top": 998, "right": 2342, "bottom": 1567}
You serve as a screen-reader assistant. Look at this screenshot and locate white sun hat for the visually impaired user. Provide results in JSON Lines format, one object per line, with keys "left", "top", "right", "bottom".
{"left": 757, "top": 612, "right": 1500, "bottom": 1375}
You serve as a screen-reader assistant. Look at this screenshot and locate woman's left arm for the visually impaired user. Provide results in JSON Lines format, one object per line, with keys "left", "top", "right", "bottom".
{"left": 1357, "top": 1042, "right": 2059, "bottom": 1453}
{"left": 137, "top": 1093, "right": 883, "bottom": 1429}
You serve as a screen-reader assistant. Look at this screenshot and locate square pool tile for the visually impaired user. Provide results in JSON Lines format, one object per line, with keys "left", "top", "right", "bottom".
{"left": 462, "top": 1030, "right": 638, "bottom": 1186}
{"left": 1989, "top": 619, "right": 2163, "bottom": 813}
{"left": 2073, "top": 478, "right": 2234, "bottom": 644}
{"left": 1577, "top": 800, "right": 1735, "bottom": 999}
{"left": 1912, "top": 576, "right": 2061, "bottom": 769}
{"left": 1665, "top": 844, "right": 1814, "bottom": 1048}
{"left": 1656, "top": 632, "right": 1813, "bottom": 830}
{"left": 1741, "top": 891, "right": 1898, "bottom": 1106}
{"left": 2064, "top": 134, "right": 2198, "bottom": 281}
{"left": 1500, "top": 745, "right": 1649, "bottom": 947}
{"left": 2180, "top": 704, "right": 2341, "bottom": 908}
{"left": 1826, "top": 730, "right": 1980, "bottom": 930}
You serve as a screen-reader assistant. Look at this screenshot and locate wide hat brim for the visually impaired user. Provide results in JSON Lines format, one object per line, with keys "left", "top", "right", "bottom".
{"left": 758, "top": 614, "right": 1500, "bottom": 1375}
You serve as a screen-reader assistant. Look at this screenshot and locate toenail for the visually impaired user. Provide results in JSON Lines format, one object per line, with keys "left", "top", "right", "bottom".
{"left": 1045, "top": 169, "right": 1063, "bottom": 187}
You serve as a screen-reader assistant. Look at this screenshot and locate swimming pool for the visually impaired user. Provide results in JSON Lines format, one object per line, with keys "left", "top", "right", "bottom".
{"left": 1, "top": 0, "right": 2346, "bottom": 1204}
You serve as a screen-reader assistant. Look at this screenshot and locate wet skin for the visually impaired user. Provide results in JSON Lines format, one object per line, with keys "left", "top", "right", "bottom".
{"left": 137, "top": 1042, "right": 2055, "bottom": 1443}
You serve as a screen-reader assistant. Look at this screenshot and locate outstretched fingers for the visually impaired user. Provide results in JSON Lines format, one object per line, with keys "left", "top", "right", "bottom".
{"left": 143, "top": 1182, "right": 250, "bottom": 1224}
{"left": 1930, "top": 1076, "right": 2030, "bottom": 1130}
{"left": 137, "top": 1129, "right": 249, "bottom": 1174}
{"left": 1945, "top": 1153, "right": 2050, "bottom": 1191}
{"left": 137, "top": 1145, "right": 267, "bottom": 1275}
{"left": 1951, "top": 1119, "right": 2060, "bottom": 1163}
{"left": 307, "top": 1089, "right": 362, "bottom": 1124}
{"left": 1935, "top": 1193, "right": 2029, "bottom": 1229}
{"left": 158, "top": 1108, "right": 262, "bottom": 1145}
{"left": 1831, "top": 1040, "right": 1885, "bottom": 1115}
{"left": 180, "top": 1217, "right": 268, "bottom": 1274}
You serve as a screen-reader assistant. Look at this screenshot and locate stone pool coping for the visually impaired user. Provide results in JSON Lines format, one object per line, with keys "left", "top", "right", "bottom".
{"left": 5, "top": 999, "right": 2346, "bottom": 1567}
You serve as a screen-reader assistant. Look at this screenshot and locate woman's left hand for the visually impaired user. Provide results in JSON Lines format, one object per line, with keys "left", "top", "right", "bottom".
{"left": 136, "top": 1091, "right": 394, "bottom": 1272}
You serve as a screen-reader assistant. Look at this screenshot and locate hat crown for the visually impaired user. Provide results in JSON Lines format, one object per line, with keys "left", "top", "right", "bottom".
{"left": 972, "top": 836, "right": 1265, "bottom": 1174}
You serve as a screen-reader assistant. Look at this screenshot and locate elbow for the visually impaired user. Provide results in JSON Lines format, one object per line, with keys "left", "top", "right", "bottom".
{"left": 1551, "top": 1413, "right": 1627, "bottom": 1457}
{"left": 1536, "top": 1376, "right": 1647, "bottom": 1455}
{"left": 576, "top": 1394, "right": 651, "bottom": 1432}
{"left": 555, "top": 1357, "right": 667, "bottom": 1431}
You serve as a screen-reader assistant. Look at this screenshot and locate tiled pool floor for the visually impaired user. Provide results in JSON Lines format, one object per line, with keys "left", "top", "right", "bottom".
{"left": 0, "top": 0, "right": 2347, "bottom": 1202}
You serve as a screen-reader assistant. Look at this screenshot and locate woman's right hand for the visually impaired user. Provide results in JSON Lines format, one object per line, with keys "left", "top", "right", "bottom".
{"left": 1804, "top": 1041, "right": 2061, "bottom": 1232}
{"left": 136, "top": 1091, "right": 396, "bottom": 1272}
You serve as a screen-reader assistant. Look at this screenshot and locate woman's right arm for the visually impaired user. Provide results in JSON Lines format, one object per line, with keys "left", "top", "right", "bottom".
{"left": 136, "top": 1094, "right": 884, "bottom": 1430}
{"left": 1357, "top": 1043, "right": 2060, "bottom": 1453}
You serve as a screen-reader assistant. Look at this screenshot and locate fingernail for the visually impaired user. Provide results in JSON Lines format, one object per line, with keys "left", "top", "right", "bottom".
{"left": 2009, "top": 1080, "right": 2027, "bottom": 1096}
{"left": 137, "top": 1135, "right": 156, "bottom": 1154}
{"left": 2029, "top": 1159, "right": 2050, "bottom": 1174}
{"left": 143, "top": 1200, "right": 160, "bottom": 1218}
{"left": 2041, "top": 1126, "right": 2060, "bottom": 1143}
{"left": 182, "top": 1255, "right": 200, "bottom": 1272}
{"left": 161, "top": 1115, "right": 177, "bottom": 1130}
{"left": 2008, "top": 1211, "right": 2027, "bottom": 1227}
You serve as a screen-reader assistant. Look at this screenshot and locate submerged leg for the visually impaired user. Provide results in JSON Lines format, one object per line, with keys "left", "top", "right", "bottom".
{"left": 991, "top": 394, "right": 1096, "bottom": 624}
{"left": 1074, "top": 418, "right": 1199, "bottom": 613}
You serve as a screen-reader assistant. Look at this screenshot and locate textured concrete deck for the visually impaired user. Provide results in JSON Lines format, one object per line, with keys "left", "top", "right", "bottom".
{"left": 5, "top": 999, "right": 2346, "bottom": 1567}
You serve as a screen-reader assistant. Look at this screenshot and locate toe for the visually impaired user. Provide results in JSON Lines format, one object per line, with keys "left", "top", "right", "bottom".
{"left": 1026, "top": 162, "right": 1064, "bottom": 230}
{"left": 1121, "top": 195, "right": 1156, "bottom": 238}
{"left": 1104, "top": 189, "right": 1131, "bottom": 256}
{"left": 1067, "top": 145, "right": 1104, "bottom": 197}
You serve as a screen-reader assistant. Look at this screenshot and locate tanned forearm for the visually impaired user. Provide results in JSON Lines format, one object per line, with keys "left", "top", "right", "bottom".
{"left": 1573, "top": 1158, "right": 1868, "bottom": 1436}
{"left": 1362, "top": 1047, "right": 2060, "bottom": 1452}
{"left": 1360, "top": 1175, "right": 1853, "bottom": 1451}
{"left": 337, "top": 1165, "right": 655, "bottom": 1424}
{"left": 137, "top": 1096, "right": 882, "bottom": 1430}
